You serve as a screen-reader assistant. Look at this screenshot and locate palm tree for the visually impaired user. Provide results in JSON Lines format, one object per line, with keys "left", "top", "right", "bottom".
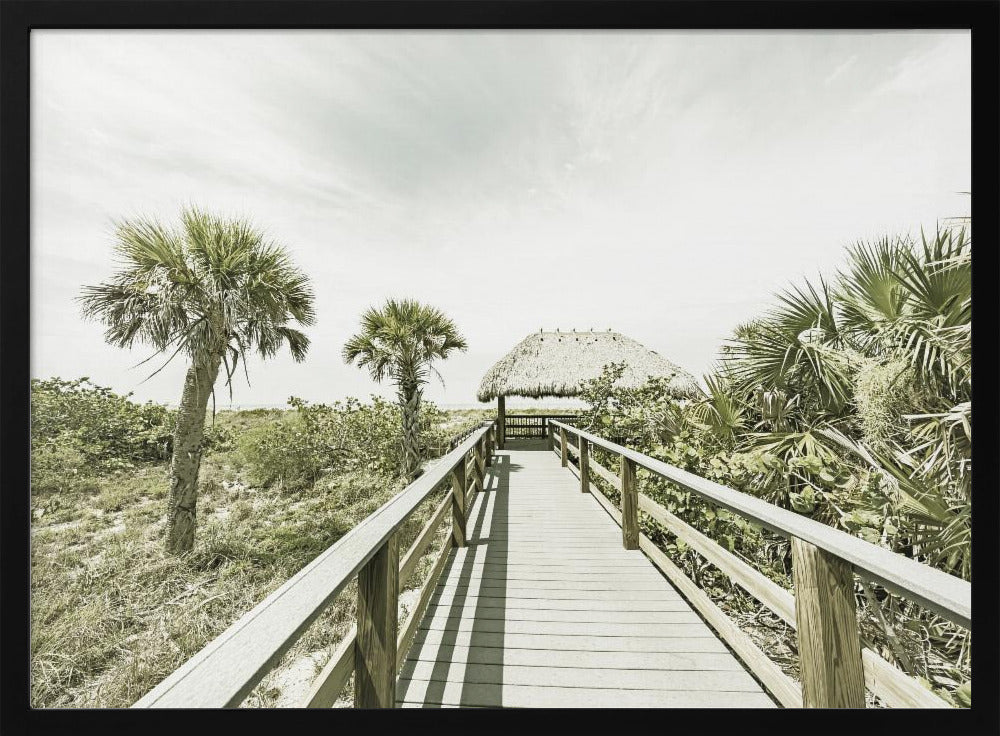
{"left": 80, "top": 207, "right": 315, "bottom": 554}
{"left": 343, "top": 299, "right": 467, "bottom": 481}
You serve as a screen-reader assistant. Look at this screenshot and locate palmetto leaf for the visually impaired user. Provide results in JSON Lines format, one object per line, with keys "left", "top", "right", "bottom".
{"left": 838, "top": 236, "right": 910, "bottom": 350}
{"left": 817, "top": 424, "right": 970, "bottom": 579}
{"left": 688, "top": 372, "right": 745, "bottom": 445}
{"left": 747, "top": 426, "right": 842, "bottom": 465}
{"left": 889, "top": 228, "right": 971, "bottom": 396}
{"left": 724, "top": 276, "right": 853, "bottom": 415}
{"left": 838, "top": 228, "right": 971, "bottom": 398}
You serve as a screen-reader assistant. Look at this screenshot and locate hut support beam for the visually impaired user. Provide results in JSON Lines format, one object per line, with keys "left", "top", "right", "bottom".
{"left": 497, "top": 395, "right": 506, "bottom": 449}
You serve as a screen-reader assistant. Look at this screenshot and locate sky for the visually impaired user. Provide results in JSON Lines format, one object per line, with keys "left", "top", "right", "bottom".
{"left": 31, "top": 30, "right": 971, "bottom": 408}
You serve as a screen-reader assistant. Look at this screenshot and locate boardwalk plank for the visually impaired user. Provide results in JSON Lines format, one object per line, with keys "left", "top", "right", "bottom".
{"left": 437, "top": 570, "right": 669, "bottom": 583}
{"left": 417, "top": 619, "right": 720, "bottom": 638}
{"left": 433, "top": 584, "right": 683, "bottom": 600}
{"left": 397, "top": 661, "right": 763, "bottom": 691}
{"left": 397, "top": 681, "right": 776, "bottom": 708}
{"left": 409, "top": 629, "right": 732, "bottom": 653}
{"left": 402, "top": 644, "right": 747, "bottom": 671}
{"left": 425, "top": 592, "right": 693, "bottom": 612}
{"left": 420, "top": 607, "right": 704, "bottom": 625}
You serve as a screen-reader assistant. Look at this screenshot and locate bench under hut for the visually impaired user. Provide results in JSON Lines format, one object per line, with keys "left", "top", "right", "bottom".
{"left": 477, "top": 329, "right": 702, "bottom": 447}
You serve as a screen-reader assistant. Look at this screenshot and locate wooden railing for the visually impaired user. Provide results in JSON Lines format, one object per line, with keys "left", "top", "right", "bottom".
{"left": 503, "top": 413, "right": 578, "bottom": 440}
{"left": 133, "top": 421, "right": 497, "bottom": 709}
{"left": 426, "top": 421, "right": 486, "bottom": 457}
{"left": 549, "top": 420, "right": 970, "bottom": 709}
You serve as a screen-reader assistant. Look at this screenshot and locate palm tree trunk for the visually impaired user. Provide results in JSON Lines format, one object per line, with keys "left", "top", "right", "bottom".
{"left": 400, "top": 384, "right": 423, "bottom": 481}
{"left": 165, "top": 354, "right": 222, "bottom": 554}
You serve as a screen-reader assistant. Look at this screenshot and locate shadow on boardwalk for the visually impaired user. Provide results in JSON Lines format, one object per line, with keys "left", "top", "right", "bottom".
{"left": 399, "top": 445, "right": 538, "bottom": 706}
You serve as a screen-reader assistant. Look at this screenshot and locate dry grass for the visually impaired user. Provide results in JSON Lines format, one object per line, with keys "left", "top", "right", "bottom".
{"left": 30, "top": 412, "right": 452, "bottom": 709}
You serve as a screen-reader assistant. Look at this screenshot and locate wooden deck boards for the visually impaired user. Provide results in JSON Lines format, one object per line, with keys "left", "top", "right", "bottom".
{"left": 396, "top": 440, "right": 777, "bottom": 708}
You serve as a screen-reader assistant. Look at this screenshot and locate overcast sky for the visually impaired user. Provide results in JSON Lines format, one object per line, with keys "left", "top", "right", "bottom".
{"left": 31, "top": 30, "right": 970, "bottom": 408}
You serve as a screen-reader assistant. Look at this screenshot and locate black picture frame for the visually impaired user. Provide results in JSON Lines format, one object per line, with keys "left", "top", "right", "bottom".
{"left": 2, "top": 2, "right": 997, "bottom": 734}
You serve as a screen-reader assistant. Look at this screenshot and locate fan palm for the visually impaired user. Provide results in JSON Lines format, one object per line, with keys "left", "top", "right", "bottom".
{"left": 80, "top": 207, "right": 315, "bottom": 554}
{"left": 838, "top": 228, "right": 971, "bottom": 400}
{"left": 818, "top": 425, "right": 970, "bottom": 579}
{"left": 724, "top": 277, "right": 854, "bottom": 418}
{"left": 343, "top": 299, "right": 467, "bottom": 481}
{"left": 688, "top": 372, "right": 746, "bottom": 448}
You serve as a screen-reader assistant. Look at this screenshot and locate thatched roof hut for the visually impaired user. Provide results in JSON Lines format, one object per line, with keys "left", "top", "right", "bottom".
{"left": 478, "top": 330, "right": 702, "bottom": 402}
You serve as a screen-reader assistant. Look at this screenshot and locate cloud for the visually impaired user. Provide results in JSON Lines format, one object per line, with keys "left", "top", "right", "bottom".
{"left": 874, "top": 33, "right": 970, "bottom": 97}
{"left": 824, "top": 54, "right": 858, "bottom": 84}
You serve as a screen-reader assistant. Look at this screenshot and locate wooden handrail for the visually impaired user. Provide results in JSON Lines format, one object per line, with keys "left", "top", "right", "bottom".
{"left": 304, "top": 483, "right": 458, "bottom": 709}
{"left": 134, "top": 421, "right": 496, "bottom": 709}
{"left": 501, "top": 413, "right": 579, "bottom": 442}
{"left": 550, "top": 420, "right": 970, "bottom": 628}
{"left": 399, "top": 493, "right": 452, "bottom": 586}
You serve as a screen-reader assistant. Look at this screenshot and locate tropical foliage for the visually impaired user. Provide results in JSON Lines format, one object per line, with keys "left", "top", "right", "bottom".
{"left": 31, "top": 377, "right": 175, "bottom": 470}
{"left": 79, "top": 207, "right": 315, "bottom": 553}
{"left": 343, "top": 298, "right": 467, "bottom": 480}
{"left": 578, "top": 221, "right": 972, "bottom": 705}
{"left": 237, "top": 395, "right": 453, "bottom": 491}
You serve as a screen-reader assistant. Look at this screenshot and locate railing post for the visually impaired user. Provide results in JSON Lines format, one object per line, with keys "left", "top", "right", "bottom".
{"left": 473, "top": 438, "right": 484, "bottom": 495}
{"left": 620, "top": 456, "right": 638, "bottom": 550}
{"left": 355, "top": 533, "right": 399, "bottom": 708}
{"left": 560, "top": 427, "right": 568, "bottom": 467}
{"left": 450, "top": 455, "right": 467, "bottom": 547}
{"left": 791, "top": 537, "right": 866, "bottom": 708}
{"left": 547, "top": 424, "right": 554, "bottom": 452}
{"left": 579, "top": 436, "right": 589, "bottom": 493}
{"left": 480, "top": 435, "right": 489, "bottom": 483}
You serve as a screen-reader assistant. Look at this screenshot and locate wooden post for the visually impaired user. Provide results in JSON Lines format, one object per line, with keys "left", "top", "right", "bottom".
{"left": 791, "top": 537, "right": 866, "bottom": 708}
{"left": 497, "top": 395, "right": 506, "bottom": 450}
{"left": 560, "top": 427, "right": 568, "bottom": 467}
{"left": 355, "top": 534, "right": 399, "bottom": 708}
{"left": 621, "top": 456, "right": 638, "bottom": 550}
{"left": 579, "top": 436, "right": 589, "bottom": 493}
{"left": 450, "top": 458, "right": 467, "bottom": 547}
{"left": 547, "top": 425, "right": 554, "bottom": 451}
{"left": 479, "top": 436, "right": 488, "bottom": 484}
{"left": 473, "top": 438, "right": 484, "bottom": 494}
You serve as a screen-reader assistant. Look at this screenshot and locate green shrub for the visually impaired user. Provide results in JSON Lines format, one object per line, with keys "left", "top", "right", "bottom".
{"left": 202, "top": 421, "right": 236, "bottom": 453}
{"left": 236, "top": 395, "right": 411, "bottom": 490}
{"left": 237, "top": 413, "right": 328, "bottom": 491}
{"left": 31, "top": 377, "right": 174, "bottom": 471}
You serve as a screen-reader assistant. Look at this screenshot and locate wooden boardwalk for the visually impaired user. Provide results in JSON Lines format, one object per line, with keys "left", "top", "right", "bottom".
{"left": 397, "top": 440, "right": 776, "bottom": 708}
{"left": 135, "top": 421, "right": 969, "bottom": 709}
